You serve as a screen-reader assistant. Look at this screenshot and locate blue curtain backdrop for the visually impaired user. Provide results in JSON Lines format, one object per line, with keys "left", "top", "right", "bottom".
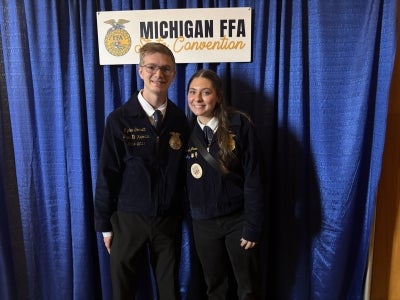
{"left": 0, "top": 0, "right": 397, "bottom": 299}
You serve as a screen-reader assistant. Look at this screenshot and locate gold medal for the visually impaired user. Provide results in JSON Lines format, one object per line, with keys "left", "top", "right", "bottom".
{"left": 169, "top": 132, "right": 182, "bottom": 150}
{"left": 191, "top": 163, "right": 203, "bottom": 179}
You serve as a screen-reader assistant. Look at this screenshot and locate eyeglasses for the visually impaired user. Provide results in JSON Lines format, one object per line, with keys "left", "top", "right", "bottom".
{"left": 140, "top": 64, "right": 174, "bottom": 76}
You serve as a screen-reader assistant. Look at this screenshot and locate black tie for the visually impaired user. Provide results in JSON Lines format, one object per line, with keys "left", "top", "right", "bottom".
{"left": 153, "top": 109, "right": 162, "bottom": 131}
{"left": 203, "top": 125, "right": 213, "bottom": 146}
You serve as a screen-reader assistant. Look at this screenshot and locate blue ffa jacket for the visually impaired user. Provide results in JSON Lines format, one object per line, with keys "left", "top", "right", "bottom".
{"left": 94, "top": 92, "right": 189, "bottom": 232}
{"left": 186, "top": 112, "right": 265, "bottom": 242}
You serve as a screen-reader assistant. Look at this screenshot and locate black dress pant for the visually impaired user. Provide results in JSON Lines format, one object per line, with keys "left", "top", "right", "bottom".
{"left": 110, "top": 211, "right": 181, "bottom": 300}
{"left": 192, "top": 211, "right": 261, "bottom": 300}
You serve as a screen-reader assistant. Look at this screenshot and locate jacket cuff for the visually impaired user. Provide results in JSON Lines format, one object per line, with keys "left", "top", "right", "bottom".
{"left": 242, "top": 227, "right": 262, "bottom": 243}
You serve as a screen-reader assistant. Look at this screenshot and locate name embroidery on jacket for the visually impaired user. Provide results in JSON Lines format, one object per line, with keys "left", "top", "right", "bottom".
{"left": 123, "top": 127, "right": 150, "bottom": 147}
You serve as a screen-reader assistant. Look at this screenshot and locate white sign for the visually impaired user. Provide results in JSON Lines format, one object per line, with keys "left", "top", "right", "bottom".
{"left": 96, "top": 7, "right": 252, "bottom": 65}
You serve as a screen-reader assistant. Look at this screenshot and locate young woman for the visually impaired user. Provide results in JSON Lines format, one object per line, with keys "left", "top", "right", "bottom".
{"left": 186, "top": 69, "right": 265, "bottom": 299}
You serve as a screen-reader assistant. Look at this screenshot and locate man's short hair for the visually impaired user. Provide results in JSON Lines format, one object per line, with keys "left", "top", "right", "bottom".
{"left": 139, "top": 42, "right": 176, "bottom": 66}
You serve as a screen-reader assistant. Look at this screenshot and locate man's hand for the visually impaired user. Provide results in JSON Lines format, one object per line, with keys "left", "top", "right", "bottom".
{"left": 103, "top": 236, "right": 113, "bottom": 254}
{"left": 240, "top": 238, "right": 256, "bottom": 250}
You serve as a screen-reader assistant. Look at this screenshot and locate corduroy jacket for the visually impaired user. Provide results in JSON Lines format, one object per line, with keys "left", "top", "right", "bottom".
{"left": 94, "top": 91, "right": 189, "bottom": 232}
{"left": 186, "top": 112, "right": 265, "bottom": 242}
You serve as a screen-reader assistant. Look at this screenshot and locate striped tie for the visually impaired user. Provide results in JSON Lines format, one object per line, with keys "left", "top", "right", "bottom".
{"left": 203, "top": 125, "right": 213, "bottom": 146}
{"left": 153, "top": 109, "right": 162, "bottom": 132}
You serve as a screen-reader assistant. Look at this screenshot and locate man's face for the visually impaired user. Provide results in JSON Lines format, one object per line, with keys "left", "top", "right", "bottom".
{"left": 138, "top": 53, "right": 175, "bottom": 95}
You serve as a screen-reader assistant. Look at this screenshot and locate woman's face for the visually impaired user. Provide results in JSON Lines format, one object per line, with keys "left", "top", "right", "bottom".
{"left": 187, "top": 77, "right": 219, "bottom": 124}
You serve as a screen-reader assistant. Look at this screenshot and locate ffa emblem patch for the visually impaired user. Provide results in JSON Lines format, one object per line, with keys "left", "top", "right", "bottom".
{"left": 169, "top": 132, "right": 182, "bottom": 150}
{"left": 104, "top": 19, "right": 131, "bottom": 56}
{"left": 229, "top": 133, "right": 236, "bottom": 151}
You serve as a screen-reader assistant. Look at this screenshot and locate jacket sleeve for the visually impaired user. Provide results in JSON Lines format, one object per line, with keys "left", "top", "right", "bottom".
{"left": 239, "top": 116, "right": 266, "bottom": 242}
{"left": 94, "top": 115, "right": 123, "bottom": 232}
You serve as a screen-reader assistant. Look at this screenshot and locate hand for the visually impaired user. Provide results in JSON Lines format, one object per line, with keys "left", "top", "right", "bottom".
{"left": 240, "top": 238, "right": 256, "bottom": 250}
{"left": 103, "top": 236, "right": 113, "bottom": 254}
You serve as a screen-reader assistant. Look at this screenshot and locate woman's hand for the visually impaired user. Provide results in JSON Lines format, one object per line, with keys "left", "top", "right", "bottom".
{"left": 240, "top": 238, "right": 256, "bottom": 250}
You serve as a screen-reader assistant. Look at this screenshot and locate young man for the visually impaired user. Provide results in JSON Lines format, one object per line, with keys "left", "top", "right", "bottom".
{"left": 94, "top": 42, "right": 188, "bottom": 300}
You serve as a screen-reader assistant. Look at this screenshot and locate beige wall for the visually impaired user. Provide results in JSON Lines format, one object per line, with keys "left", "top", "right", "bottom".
{"left": 370, "top": 3, "right": 400, "bottom": 299}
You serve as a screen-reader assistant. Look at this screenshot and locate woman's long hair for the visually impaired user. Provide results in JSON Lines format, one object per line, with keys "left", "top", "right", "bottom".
{"left": 187, "top": 69, "right": 239, "bottom": 171}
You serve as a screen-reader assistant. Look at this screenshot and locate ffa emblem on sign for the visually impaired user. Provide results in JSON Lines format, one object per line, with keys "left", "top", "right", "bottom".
{"left": 104, "top": 19, "right": 131, "bottom": 56}
{"left": 169, "top": 132, "right": 183, "bottom": 150}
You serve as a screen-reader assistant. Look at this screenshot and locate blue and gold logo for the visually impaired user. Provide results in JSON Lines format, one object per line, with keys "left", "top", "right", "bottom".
{"left": 104, "top": 19, "right": 132, "bottom": 56}
{"left": 169, "top": 132, "right": 183, "bottom": 150}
